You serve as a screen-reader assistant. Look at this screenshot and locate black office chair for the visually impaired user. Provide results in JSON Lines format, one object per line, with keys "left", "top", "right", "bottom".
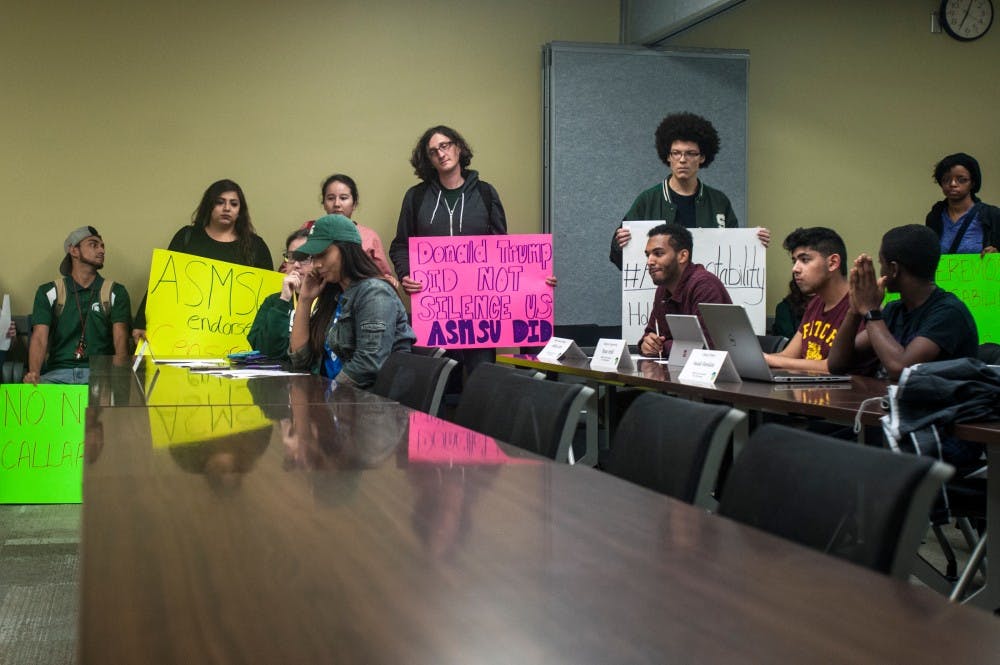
{"left": 756, "top": 334, "right": 789, "bottom": 354}
{"left": 455, "top": 367, "right": 593, "bottom": 463}
{"left": 717, "top": 424, "right": 953, "bottom": 579}
{"left": 410, "top": 345, "right": 446, "bottom": 358}
{"left": 603, "top": 392, "right": 746, "bottom": 510}
{"left": 368, "top": 352, "right": 457, "bottom": 415}
{"left": 451, "top": 362, "right": 547, "bottom": 428}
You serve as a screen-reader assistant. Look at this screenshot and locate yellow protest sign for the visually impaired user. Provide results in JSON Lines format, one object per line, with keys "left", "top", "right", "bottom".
{"left": 145, "top": 249, "right": 284, "bottom": 358}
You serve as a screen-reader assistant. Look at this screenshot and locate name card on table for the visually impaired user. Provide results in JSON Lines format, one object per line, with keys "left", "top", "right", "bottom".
{"left": 590, "top": 338, "right": 635, "bottom": 373}
{"left": 537, "top": 337, "right": 588, "bottom": 363}
{"left": 408, "top": 234, "right": 554, "bottom": 349}
{"left": 1, "top": 385, "right": 88, "bottom": 503}
{"left": 621, "top": 223, "right": 766, "bottom": 342}
{"left": 677, "top": 349, "right": 741, "bottom": 387}
{"left": 145, "top": 249, "right": 285, "bottom": 358}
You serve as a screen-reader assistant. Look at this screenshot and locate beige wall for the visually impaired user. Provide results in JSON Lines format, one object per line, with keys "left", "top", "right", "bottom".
{"left": 665, "top": 0, "right": 1000, "bottom": 309}
{"left": 7, "top": 0, "right": 992, "bottom": 321}
{"left": 1, "top": 0, "right": 618, "bottom": 312}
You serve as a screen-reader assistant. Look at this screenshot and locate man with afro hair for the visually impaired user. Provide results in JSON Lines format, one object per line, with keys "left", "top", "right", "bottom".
{"left": 610, "top": 112, "right": 768, "bottom": 269}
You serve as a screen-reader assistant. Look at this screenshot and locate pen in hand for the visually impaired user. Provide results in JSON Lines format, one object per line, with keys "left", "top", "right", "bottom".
{"left": 654, "top": 320, "right": 662, "bottom": 360}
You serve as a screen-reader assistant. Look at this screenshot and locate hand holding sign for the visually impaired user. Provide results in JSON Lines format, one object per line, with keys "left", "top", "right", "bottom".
{"left": 408, "top": 234, "right": 555, "bottom": 349}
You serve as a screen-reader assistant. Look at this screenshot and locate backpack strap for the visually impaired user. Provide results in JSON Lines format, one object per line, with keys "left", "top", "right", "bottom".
{"left": 947, "top": 202, "right": 981, "bottom": 254}
{"left": 99, "top": 279, "right": 114, "bottom": 317}
{"left": 54, "top": 276, "right": 114, "bottom": 319}
{"left": 478, "top": 182, "right": 495, "bottom": 230}
{"left": 53, "top": 277, "right": 67, "bottom": 317}
{"left": 412, "top": 182, "right": 430, "bottom": 221}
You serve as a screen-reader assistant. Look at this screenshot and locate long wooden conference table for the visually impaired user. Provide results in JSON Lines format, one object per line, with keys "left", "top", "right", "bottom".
{"left": 79, "top": 360, "right": 1000, "bottom": 663}
{"left": 498, "top": 353, "right": 1000, "bottom": 609}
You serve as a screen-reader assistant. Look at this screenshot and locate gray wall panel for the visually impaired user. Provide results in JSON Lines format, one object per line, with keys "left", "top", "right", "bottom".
{"left": 543, "top": 42, "right": 748, "bottom": 328}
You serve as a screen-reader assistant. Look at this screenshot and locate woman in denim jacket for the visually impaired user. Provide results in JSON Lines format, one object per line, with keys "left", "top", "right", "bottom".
{"left": 288, "top": 214, "right": 415, "bottom": 387}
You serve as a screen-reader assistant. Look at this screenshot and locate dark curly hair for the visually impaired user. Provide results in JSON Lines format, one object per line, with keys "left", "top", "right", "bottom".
{"left": 410, "top": 125, "right": 474, "bottom": 182}
{"left": 654, "top": 112, "right": 721, "bottom": 168}
{"left": 932, "top": 152, "right": 982, "bottom": 197}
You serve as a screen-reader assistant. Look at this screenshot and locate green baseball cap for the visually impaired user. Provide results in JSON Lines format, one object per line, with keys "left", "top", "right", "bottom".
{"left": 295, "top": 214, "right": 361, "bottom": 256}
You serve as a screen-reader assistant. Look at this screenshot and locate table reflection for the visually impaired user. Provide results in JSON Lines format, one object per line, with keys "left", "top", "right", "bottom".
{"left": 168, "top": 425, "right": 272, "bottom": 493}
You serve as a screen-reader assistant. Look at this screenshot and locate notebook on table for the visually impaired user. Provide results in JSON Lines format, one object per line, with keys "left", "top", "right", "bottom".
{"left": 698, "top": 303, "right": 851, "bottom": 383}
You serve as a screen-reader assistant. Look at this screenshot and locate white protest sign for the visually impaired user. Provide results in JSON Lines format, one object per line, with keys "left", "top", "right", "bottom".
{"left": 621, "top": 223, "right": 766, "bottom": 343}
{"left": 0, "top": 295, "right": 11, "bottom": 352}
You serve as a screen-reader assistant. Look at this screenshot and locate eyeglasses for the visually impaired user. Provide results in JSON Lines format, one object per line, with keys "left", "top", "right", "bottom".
{"left": 669, "top": 150, "right": 701, "bottom": 160}
{"left": 282, "top": 252, "right": 313, "bottom": 264}
{"left": 940, "top": 176, "right": 971, "bottom": 185}
{"left": 427, "top": 141, "right": 455, "bottom": 157}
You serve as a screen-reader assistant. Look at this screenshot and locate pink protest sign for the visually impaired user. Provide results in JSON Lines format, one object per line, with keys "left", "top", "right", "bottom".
{"left": 407, "top": 412, "right": 538, "bottom": 465}
{"left": 408, "top": 234, "right": 554, "bottom": 348}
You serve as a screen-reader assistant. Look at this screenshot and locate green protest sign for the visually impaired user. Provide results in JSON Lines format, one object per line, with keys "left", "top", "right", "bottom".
{"left": 1, "top": 385, "right": 87, "bottom": 504}
{"left": 936, "top": 254, "right": 999, "bottom": 343}
{"left": 884, "top": 254, "right": 998, "bottom": 343}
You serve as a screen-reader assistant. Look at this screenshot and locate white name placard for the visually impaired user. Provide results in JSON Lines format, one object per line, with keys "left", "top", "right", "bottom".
{"left": 589, "top": 338, "right": 635, "bottom": 373}
{"left": 537, "top": 337, "right": 589, "bottom": 363}
{"left": 677, "top": 349, "right": 741, "bottom": 387}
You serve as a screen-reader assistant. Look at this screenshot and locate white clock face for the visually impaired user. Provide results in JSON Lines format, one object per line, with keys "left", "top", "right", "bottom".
{"left": 944, "top": 0, "right": 994, "bottom": 40}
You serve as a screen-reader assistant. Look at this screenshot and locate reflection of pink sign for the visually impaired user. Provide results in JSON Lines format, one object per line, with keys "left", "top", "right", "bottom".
{"left": 408, "top": 234, "right": 554, "bottom": 349}
{"left": 407, "top": 413, "right": 537, "bottom": 465}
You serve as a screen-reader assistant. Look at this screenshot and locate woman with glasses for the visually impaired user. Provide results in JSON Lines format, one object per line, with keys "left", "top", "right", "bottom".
{"left": 289, "top": 214, "right": 414, "bottom": 386}
{"left": 389, "top": 125, "right": 507, "bottom": 294}
{"left": 248, "top": 228, "right": 336, "bottom": 365}
{"left": 388, "top": 125, "right": 508, "bottom": 381}
{"left": 609, "top": 112, "right": 769, "bottom": 269}
{"left": 926, "top": 152, "right": 999, "bottom": 255}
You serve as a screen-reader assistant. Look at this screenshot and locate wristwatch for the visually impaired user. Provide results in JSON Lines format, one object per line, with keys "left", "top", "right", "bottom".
{"left": 863, "top": 309, "right": 883, "bottom": 322}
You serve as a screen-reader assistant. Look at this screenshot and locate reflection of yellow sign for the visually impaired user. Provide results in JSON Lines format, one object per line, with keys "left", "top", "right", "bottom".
{"left": 145, "top": 249, "right": 284, "bottom": 358}
{"left": 143, "top": 364, "right": 272, "bottom": 447}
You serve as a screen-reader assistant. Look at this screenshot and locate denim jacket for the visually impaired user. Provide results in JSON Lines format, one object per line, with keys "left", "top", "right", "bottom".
{"left": 289, "top": 277, "right": 414, "bottom": 387}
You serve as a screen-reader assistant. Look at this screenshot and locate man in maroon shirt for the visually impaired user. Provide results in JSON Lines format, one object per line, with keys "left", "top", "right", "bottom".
{"left": 764, "top": 227, "right": 851, "bottom": 373}
{"left": 639, "top": 223, "right": 731, "bottom": 356}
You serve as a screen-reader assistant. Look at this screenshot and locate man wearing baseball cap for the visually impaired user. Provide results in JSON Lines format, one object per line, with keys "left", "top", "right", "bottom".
{"left": 24, "top": 226, "right": 132, "bottom": 384}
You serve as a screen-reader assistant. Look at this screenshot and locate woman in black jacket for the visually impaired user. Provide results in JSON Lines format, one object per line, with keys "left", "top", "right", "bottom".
{"left": 926, "top": 152, "right": 999, "bottom": 256}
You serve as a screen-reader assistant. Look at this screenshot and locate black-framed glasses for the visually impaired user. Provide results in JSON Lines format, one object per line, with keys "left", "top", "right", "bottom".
{"left": 427, "top": 141, "right": 455, "bottom": 157}
{"left": 669, "top": 150, "right": 701, "bottom": 160}
{"left": 282, "top": 252, "right": 313, "bottom": 263}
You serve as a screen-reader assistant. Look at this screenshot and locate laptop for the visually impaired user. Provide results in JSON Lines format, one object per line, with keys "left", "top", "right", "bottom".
{"left": 664, "top": 314, "right": 708, "bottom": 367}
{"left": 698, "top": 303, "right": 851, "bottom": 383}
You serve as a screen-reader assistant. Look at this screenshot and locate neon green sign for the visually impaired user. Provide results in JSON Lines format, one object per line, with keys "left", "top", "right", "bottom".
{"left": 935, "top": 254, "right": 999, "bottom": 343}
{"left": 1, "top": 385, "right": 87, "bottom": 503}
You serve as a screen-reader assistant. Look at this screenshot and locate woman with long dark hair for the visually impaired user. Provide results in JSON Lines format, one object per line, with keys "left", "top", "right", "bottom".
{"left": 133, "top": 179, "right": 272, "bottom": 341}
{"left": 289, "top": 214, "right": 414, "bottom": 387}
{"left": 247, "top": 228, "right": 334, "bottom": 365}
